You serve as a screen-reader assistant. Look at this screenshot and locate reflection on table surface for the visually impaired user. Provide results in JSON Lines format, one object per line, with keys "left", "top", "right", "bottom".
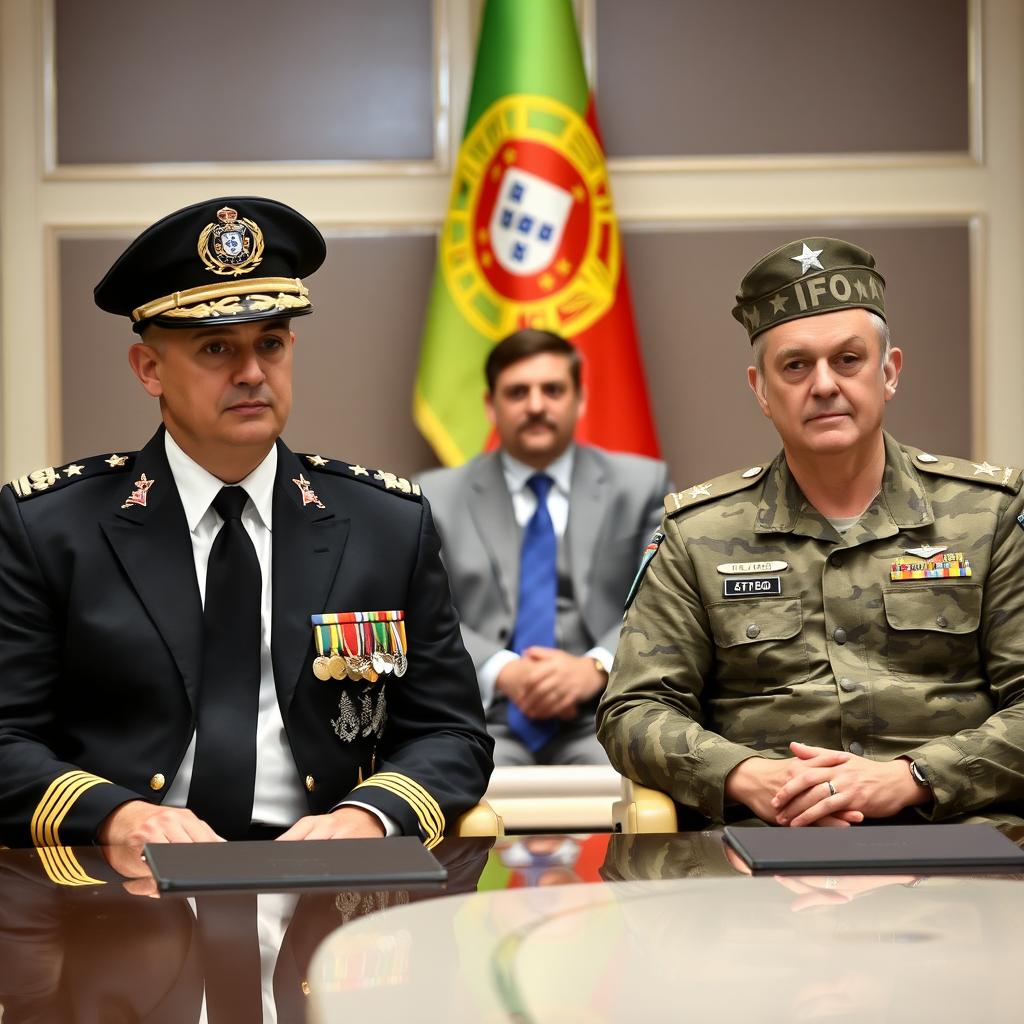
{"left": 2, "top": 829, "right": 1023, "bottom": 1023}
{"left": 0, "top": 836, "right": 494, "bottom": 1024}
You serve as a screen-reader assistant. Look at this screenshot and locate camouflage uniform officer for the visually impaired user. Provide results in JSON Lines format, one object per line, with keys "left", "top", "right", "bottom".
{"left": 598, "top": 237, "right": 1024, "bottom": 828}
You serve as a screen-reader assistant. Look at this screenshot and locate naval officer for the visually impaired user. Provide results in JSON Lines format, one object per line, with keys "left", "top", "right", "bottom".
{"left": 0, "top": 196, "right": 492, "bottom": 854}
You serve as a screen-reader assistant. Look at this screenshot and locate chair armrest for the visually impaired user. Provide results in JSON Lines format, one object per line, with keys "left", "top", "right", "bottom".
{"left": 483, "top": 765, "right": 622, "bottom": 831}
{"left": 450, "top": 799, "right": 504, "bottom": 838}
{"left": 612, "top": 778, "right": 678, "bottom": 834}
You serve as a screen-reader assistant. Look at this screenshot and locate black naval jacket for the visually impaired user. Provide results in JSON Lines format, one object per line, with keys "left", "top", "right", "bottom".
{"left": 0, "top": 428, "right": 493, "bottom": 848}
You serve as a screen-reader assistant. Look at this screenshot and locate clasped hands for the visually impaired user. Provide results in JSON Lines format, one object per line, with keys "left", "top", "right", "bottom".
{"left": 496, "top": 646, "right": 606, "bottom": 719}
{"left": 725, "top": 741, "right": 929, "bottom": 828}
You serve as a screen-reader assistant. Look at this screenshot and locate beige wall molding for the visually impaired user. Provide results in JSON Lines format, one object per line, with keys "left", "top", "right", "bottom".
{"left": 41, "top": 0, "right": 456, "bottom": 181}
{"left": 2, "top": 0, "right": 1021, "bottom": 480}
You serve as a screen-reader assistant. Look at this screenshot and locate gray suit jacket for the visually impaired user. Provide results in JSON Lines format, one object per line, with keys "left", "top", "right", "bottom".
{"left": 417, "top": 446, "right": 672, "bottom": 695}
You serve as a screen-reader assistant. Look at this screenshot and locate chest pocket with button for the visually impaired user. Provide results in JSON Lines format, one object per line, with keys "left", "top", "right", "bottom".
{"left": 883, "top": 584, "right": 982, "bottom": 677}
{"left": 706, "top": 597, "right": 808, "bottom": 694}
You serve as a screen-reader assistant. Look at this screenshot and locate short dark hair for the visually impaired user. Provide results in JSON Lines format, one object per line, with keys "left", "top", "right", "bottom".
{"left": 484, "top": 329, "right": 582, "bottom": 393}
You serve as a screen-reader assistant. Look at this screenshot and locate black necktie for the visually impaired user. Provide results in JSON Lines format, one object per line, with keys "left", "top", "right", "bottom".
{"left": 196, "top": 893, "right": 264, "bottom": 1023}
{"left": 187, "top": 486, "right": 262, "bottom": 839}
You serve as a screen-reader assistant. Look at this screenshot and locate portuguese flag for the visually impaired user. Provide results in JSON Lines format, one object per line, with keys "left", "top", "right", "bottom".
{"left": 414, "top": 0, "right": 660, "bottom": 466}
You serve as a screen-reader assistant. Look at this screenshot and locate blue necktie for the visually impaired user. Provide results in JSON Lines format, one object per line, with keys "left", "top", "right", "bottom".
{"left": 508, "top": 473, "right": 561, "bottom": 752}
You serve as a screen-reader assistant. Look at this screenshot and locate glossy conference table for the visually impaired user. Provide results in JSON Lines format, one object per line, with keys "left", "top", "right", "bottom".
{"left": 2, "top": 830, "right": 1022, "bottom": 1023}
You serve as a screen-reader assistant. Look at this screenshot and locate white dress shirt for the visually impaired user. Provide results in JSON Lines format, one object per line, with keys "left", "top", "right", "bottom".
{"left": 162, "top": 432, "right": 307, "bottom": 827}
{"left": 161, "top": 433, "right": 394, "bottom": 833}
{"left": 479, "top": 445, "right": 613, "bottom": 707}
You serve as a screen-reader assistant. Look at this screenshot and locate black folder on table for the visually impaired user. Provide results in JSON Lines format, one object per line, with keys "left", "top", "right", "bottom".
{"left": 143, "top": 837, "right": 448, "bottom": 893}
{"left": 723, "top": 824, "right": 1024, "bottom": 875}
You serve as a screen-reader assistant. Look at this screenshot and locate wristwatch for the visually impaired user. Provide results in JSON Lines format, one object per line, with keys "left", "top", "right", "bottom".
{"left": 908, "top": 759, "right": 930, "bottom": 788}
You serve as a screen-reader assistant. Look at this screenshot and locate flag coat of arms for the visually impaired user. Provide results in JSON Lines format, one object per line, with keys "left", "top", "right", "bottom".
{"left": 415, "top": 0, "right": 660, "bottom": 465}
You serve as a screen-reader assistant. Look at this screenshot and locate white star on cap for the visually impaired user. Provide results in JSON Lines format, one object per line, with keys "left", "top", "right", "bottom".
{"left": 790, "top": 243, "right": 824, "bottom": 274}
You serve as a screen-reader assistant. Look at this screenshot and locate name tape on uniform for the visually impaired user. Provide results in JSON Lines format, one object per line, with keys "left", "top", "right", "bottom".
{"left": 717, "top": 560, "right": 788, "bottom": 575}
{"left": 724, "top": 576, "right": 782, "bottom": 598}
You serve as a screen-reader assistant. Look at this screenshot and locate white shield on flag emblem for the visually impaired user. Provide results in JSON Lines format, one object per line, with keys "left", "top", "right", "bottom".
{"left": 220, "top": 230, "right": 244, "bottom": 257}
{"left": 489, "top": 168, "right": 573, "bottom": 276}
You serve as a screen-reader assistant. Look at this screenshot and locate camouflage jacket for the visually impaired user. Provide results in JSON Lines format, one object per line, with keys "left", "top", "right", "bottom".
{"left": 597, "top": 433, "right": 1024, "bottom": 823}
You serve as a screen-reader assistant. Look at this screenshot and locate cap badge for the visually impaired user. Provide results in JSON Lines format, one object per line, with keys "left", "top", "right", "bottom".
{"left": 198, "top": 206, "right": 265, "bottom": 277}
{"left": 790, "top": 243, "right": 824, "bottom": 274}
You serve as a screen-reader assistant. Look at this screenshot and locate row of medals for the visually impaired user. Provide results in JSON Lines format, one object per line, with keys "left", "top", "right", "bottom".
{"left": 313, "top": 648, "right": 408, "bottom": 683}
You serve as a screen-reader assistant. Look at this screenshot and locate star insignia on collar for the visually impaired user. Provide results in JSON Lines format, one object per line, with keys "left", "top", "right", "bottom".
{"left": 686, "top": 483, "right": 712, "bottom": 499}
{"left": 790, "top": 243, "right": 824, "bottom": 274}
{"left": 769, "top": 293, "right": 789, "bottom": 314}
{"left": 306, "top": 454, "right": 328, "bottom": 467}
{"left": 63, "top": 463, "right": 85, "bottom": 477}
{"left": 348, "top": 464, "right": 368, "bottom": 476}
{"left": 972, "top": 460, "right": 1000, "bottom": 477}
{"left": 105, "top": 454, "right": 128, "bottom": 468}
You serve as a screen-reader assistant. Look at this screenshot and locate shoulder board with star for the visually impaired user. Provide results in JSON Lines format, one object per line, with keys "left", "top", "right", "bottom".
{"left": 904, "top": 444, "right": 1023, "bottom": 494}
{"left": 664, "top": 463, "right": 770, "bottom": 517}
{"left": 298, "top": 454, "right": 423, "bottom": 502}
{"left": 6, "top": 451, "right": 137, "bottom": 501}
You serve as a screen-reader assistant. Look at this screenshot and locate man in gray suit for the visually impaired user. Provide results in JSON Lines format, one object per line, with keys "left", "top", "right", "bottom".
{"left": 417, "top": 330, "right": 671, "bottom": 765}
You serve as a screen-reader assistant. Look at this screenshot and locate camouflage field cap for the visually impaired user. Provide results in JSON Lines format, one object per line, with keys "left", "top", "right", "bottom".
{"left": 731, "top": 237, "right": 886, "bottom": 342}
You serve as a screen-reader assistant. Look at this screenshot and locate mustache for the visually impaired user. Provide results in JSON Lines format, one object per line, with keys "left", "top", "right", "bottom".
{"left": 518, "top": 413, "right": 556, "bottom": 432}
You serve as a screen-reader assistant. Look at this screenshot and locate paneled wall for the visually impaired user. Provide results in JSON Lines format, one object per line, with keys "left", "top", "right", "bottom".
{"left": 2, "top": 0, "right": 1022, "bottom": 487}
